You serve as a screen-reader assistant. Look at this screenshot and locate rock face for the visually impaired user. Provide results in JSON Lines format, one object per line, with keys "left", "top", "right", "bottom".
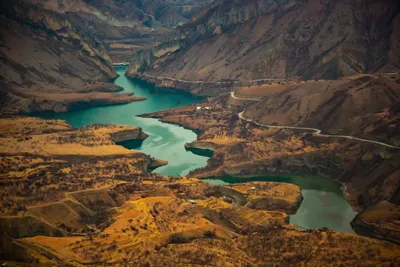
{"left": 0, "top": 0, "right": 218, "bottom": 113}
{"left": 109, "top": 127, "right": 148, "bottom": 143}
{"left": 38, "top": 0, "right": 215, "bottom": 62}
{"left": 351, "top": 201, "right": 400, "bottom": 244}
{"left": 129, "top": 0, "right": 400, "bottom": 86}
{"left": 0, "top": 0, "right": 124, "bottom": 114}
{"left": 242, "top": 75, "right": 400, "bottom": 145}
{"left": 231, "top": 182, "right": 303, "bottom": 214}
{"left": 234, "top": 74, "right": 400, "bottom": 211}
{"left": 205, "top": 182, "right": 303, "bottom": 214}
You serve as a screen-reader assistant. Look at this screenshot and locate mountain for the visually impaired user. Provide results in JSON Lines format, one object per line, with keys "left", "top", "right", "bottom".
{"left": 33, "top": 0, "right": 215, "bottom": 61}
{"left": 127, "top": 0, "right": 400, "bottom": 82}
{"left": 241, "top": 74, "right": 400, "bottom": 143}
{"left": 0, "top": 0, "right": 130, "bottom": 114}
{"left": 0, "top": 0, "right": 215, "bottom": 114}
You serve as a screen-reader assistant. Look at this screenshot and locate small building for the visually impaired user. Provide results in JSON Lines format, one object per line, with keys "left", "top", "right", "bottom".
{"left": 249, "top": 187, "right": 256, "bottom": 191}
{"left": 196, "top": 106, "right": 202, "bottom": 111}
{"left": 188, "top": 199, "right": 196, "bottom": 204}
{"left": 204, "top": 107, "right": 211, "bottom": 110}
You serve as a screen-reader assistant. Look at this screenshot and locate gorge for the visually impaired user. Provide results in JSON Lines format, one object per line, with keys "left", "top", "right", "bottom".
{"left": 41, "top": 66, "right": 357, "bottom": 233}
{"left": 1, "top": 0, "right": 400, "bottom": 265}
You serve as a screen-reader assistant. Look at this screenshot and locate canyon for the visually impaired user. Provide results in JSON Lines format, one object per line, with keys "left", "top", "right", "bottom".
{"left": 1, "top": 0, "right": 400, "bottom": 265}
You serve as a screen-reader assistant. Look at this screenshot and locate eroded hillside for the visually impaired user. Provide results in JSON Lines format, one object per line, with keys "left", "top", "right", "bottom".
{"left": 0, "top": 0, "right": 215, "bottom": 114}
{"left": 31, "top": 0, "right": 215, "bottom": 61}
{"left": 0, "top": 0, "right": 146, "bottom": 114}
{"left": 127, "top": 0, "right": 400, "bottom": 84}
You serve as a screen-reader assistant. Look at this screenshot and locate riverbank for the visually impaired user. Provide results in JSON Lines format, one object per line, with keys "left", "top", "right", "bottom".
{"left": 2, "top": 71, "right": 400, "bottom": 265}
{"left": 37, "top": 66, "right": 208, "bottom": 178}
{"left": 125, "top": 71, "right": 235, "bottom": 96}
{"left": 139, "top": 92, "right": 400, "bottom": 237}
{"left": 1, "top": 90, "right": 146, "bottom": 116}
{"left": 31, "top": 68, "right": 399, "bottom": 235}
{"left": 2, "top": 116, "right": 399, "bottom": 266}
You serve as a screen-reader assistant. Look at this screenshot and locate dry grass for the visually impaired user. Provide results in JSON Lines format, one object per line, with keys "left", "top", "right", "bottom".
{"left": 0, "top": 118, "right": 143, "bottom": 157}
{"left": 203, "top": 132, "right": 245, "bottom": 145}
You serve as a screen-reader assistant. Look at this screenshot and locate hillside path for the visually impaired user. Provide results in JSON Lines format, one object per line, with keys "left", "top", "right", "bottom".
{"left": 237, "top": 111, "right": 400, "bottom": 149}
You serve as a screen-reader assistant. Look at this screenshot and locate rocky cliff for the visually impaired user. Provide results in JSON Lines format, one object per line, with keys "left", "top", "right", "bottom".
{"left": 128, "top": 0, "right": 400, "bottom": 85}
{"left": 0, "top": 0, "right": 216, "bottom": 114}
{"left": 0, "top": 0, "right": 134, "bottom": 114}
{"left": 351, "top": 201, "right": 400, "bottom": 244}
{"left": 36, "top": 0, "right": 215, "bottom": 61}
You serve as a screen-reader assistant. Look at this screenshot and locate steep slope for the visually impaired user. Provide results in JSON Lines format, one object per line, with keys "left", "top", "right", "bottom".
{"left": 242, "top": 74, "right": 400, "bottom": 144}
{"left": 127, "top": 0, "right": 400, "bottom": 83}
{"left": 0, "top": 0, "right": 144, "bottom": 114}
{"left": 0, "top": 0, "right": 217, "bottom": 112}
{"left": 31, "top": 0, "right": 215, "bottom": 61}
{"left": 237, "top": 74, "right": 400, "bottom": 213}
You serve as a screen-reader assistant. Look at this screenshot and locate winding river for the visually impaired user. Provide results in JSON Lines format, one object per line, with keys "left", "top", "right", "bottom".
{"left": 39, "top": 66, "right": 357, "bottom": 233}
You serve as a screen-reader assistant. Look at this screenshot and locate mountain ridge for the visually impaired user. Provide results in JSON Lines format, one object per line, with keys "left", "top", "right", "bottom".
{"left": 127, "top": 0, "right": 400, "bottom": 82}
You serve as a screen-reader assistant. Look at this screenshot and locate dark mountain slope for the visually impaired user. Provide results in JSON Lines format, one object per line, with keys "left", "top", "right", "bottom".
{"left": 0, "top": 0, "right": 135, "bottom": 114}
{"left": 127, "top": 0, "right": 400, "bottom": 82}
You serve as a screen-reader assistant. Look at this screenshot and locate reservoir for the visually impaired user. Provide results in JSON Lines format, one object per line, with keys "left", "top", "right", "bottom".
{"left": 39, "top": 66, "right": 357, "bottom": 232}
{"left": 40, "top": 66, "right": 208, "bottom": 177}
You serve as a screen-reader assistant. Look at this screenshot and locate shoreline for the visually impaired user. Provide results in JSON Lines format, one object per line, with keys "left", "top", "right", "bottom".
{"left": 201, "top": 173, "right": 360, "bottom": 212}
{"left": 138, "top": 107, "right": 360, "bottom": 212}
{"left": 125, "top": 71, "right": 234, "bottom": 97}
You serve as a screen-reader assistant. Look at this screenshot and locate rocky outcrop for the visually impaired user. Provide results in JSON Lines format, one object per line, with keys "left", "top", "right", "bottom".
{"left": 36, "top": 0, "right": 216, "bottom": 62}
{"left": 148, "top": 159, "right": 168, "bottom": 170}
{"left": 231, "top": 182, "right": 303, "bottom": 214}
{"left": 351, "top": 201, "right": 400, "bottom": 244}
{"left": 109, "top": 127, "right": 149, "bottom": 143}
{"left": 243, "top": 76, "right": 400, "bottom": 145}
{"left": 185, "top": 141, "right": 217, "bottom": 151}
{"left": 215, "top": 146, "right": 400, "bottom": 211}
{"left": 205, "top": 182, "right": 303, "bottom": 214}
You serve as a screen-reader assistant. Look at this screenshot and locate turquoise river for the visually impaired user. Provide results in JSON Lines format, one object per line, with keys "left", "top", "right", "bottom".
{"left": 40, "top": 66, "right": 357, "bottom": 233}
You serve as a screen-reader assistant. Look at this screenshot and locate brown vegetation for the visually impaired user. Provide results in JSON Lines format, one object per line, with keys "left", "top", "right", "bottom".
{"left": 1, "top": 116, "right": 399, "bottom": 266}
{"left": 142, "top": 80, "right": 400, "bottom": 244}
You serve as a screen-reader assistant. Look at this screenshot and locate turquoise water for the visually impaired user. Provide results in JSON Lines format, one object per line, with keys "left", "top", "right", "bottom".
{"left": 39, "top": 66, "right": 209, "bottom": 176}
{"left": 204, "top": 175, "right": 357, "bottom": 232}
{"left": 38, "top": 66, "right": 357, "bottom": 232}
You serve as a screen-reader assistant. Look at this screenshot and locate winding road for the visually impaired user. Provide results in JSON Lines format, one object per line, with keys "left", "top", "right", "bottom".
{"left": 111, "top": 67, "right": 399, "bottom": 149}
{"left": 141, "top": 74, "right": 290, "bottom": 85}
{"left": 140, "top": 73, "right": 234, "bottom": 85}
{"left": 131, "top": 73, "right": 290, "bottom": 85}
{"left": 112, "top": 67, "right": 399, "bottom": 149}
{"left": 236, "top": 108, "right": 400, "bottom": 150}
{"left": 230, "top": 91, "right": 261, "bottom": 101}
